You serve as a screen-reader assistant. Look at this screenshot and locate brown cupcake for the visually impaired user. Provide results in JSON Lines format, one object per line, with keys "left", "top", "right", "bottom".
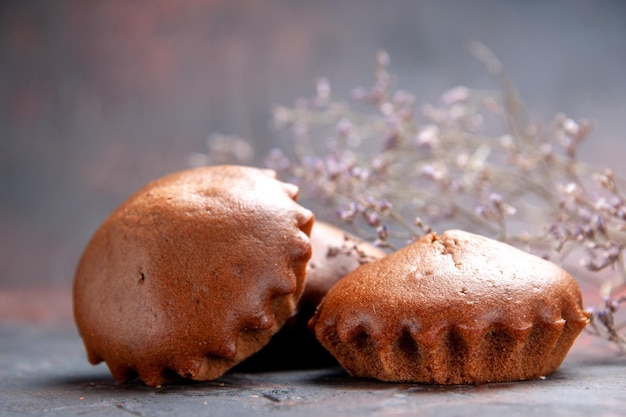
{"left": 73, "top": 165, "right": 314, "bottom": 386}
{"left": 310, "top": 229, "right": 590, "bottom": 384}
{"left": 304, "top": 221, "right": 388, "bottom": 318}
{"left": 237, "top": 221, "right": 386, "bottom": 370}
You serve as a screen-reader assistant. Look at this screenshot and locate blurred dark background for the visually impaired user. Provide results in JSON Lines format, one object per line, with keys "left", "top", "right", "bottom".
{"left": 1, "top": 0, "right": 625, "bottom": 293}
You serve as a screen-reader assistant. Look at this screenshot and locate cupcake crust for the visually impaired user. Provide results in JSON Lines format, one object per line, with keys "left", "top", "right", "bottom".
{"left": 310, "top": 229, "right": 590, "bottom": 384}
{"left": 73, "top": 165, "right": 314, "bottom": 385}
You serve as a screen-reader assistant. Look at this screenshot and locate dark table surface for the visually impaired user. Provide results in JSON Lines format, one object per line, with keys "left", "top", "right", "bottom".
{"left": 1, "top": 289, "right": 625, "bottom": 417}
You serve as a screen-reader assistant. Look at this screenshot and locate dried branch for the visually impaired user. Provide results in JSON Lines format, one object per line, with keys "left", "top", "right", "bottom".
{"left": 265, "top": 46, "right": 626, "bottom": 353}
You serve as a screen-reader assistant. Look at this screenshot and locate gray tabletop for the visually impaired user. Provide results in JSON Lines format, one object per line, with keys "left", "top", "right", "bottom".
{"left": 2, "top": 322, "right": 625, "bottom": 417}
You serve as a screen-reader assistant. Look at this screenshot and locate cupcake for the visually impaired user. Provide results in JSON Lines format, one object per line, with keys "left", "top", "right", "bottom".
{"left": 73, "top": 165, "right": 314, "bottom": 386}
{"left": 310, "top": 229, "right": 590, "bottom": 384}
{"left": 237, "top": 221, "right": 386, "bottom": 370}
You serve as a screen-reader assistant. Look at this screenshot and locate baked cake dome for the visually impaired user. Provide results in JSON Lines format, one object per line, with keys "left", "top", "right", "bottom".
{"left": 237, "top": 221, "right": 386, "bottom": 370}
{"left": 73, "top": 165, "right": 314, "bottom": 386}
{"left": 310, "top": 229, "right": 590, "bottom": 384}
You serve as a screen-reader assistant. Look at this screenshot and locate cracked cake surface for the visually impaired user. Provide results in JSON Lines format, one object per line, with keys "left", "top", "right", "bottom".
{"left": 310, "top": 229, "right": 590, "bottom": 384}
{"left": 73, "top": 165, "right": 314, "bottom": 386}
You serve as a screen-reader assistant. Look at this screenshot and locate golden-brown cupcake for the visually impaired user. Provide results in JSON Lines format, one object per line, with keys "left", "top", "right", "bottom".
{"left": 310, "top": 229, "right": 590, "bottom": 384}
{"left": 237, "top": 221, "right": 386, "bottom": 370}
{"left": 73, "top": 165, "right": 314, "bottom": 386}
{"left": 304, "top": 221, "right": 388, "bottom": 318}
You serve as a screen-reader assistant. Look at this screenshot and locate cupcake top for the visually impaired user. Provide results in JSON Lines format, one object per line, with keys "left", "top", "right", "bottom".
{"left": 302, "top": 221, "right": 387, "bottom": 315}
{"left": 310, "top": 229, "right": 590, "bottom": 384}
{"left": 73, "top": 165, "right": 314, "bottom": 385}
{"left": 237, "top": 221, "right": 386, "bottom": 371}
